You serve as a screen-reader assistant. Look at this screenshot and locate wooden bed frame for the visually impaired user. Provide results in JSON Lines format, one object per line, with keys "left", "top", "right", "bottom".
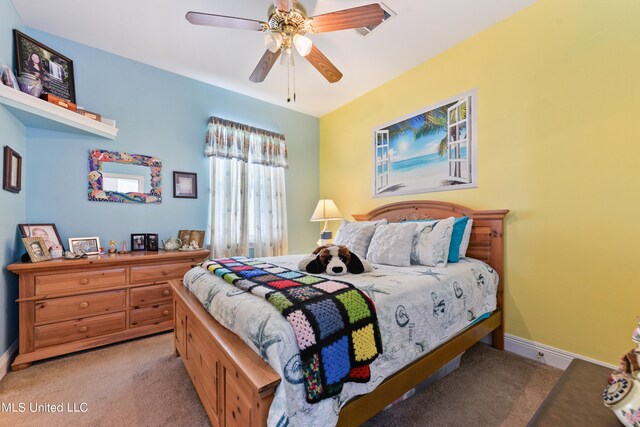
{"left": 171, "top": 200, "right": 508, "bottom": 427}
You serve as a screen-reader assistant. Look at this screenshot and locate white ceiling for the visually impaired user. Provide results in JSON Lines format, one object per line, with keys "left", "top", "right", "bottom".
{"left": 11, "top": 0, "right": 537, "bottom": 117}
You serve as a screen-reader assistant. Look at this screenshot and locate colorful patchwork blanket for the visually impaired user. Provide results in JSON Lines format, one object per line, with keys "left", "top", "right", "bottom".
{"left": 201, "top": 257, "right": 382, "bottom": 403}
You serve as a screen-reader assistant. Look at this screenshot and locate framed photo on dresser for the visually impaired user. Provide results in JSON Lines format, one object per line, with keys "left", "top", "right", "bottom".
{"left": 146, "top": 233, "right": 159, "bottom": 251}
{"left": 18, "top": 223, "right": 63, "bottom": 251}
{"left": 131, "top": 234, "right": 146, "bottom": 251}
{"left": 22, "top": 237, "right": 51, "bottom": 263}
{"left": 68, "top": 237, "right": 100, "bottom": 255}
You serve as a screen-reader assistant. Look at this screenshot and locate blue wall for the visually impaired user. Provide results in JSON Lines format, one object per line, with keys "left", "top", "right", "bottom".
{"left": 0, "top": 0, "right": 25, "bottom": 357}
{"left": 24, "top": 29, "right": 319, "bottom": 254}
{"left": 0, "top": 17, "right": 319, "bottom": 358}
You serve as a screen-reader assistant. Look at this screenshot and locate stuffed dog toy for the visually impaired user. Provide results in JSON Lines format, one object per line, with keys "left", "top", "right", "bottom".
{"left": 298, "top": 245, "right": 373, "bottom": 276}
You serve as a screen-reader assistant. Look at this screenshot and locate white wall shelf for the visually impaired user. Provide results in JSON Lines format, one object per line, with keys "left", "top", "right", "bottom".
{"left": 0, "top": 84, "right": 118, "bottom": 139}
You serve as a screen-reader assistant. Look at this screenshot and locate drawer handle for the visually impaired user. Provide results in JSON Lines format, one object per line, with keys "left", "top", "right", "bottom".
{"left": 162, "top": 290, "right": 170, "bottom": 296}
{"left": 79, "top": 278, "right": 89, "bottom": 285}
{"left": 162, "top": 310, "right": 170, "bottom": 316}
{"left": 79, "top": 326, "right": 88, "bottom": 332}
{"left": 79, "top": 302, "right": 89, "bottom": 309}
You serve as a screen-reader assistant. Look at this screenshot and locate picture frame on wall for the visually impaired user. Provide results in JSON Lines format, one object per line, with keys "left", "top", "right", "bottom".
{"left": 22, "top": 237, "right": 52, "bottom": 263}
{"left": 173, "top": 171, "right": 197, "bottom": 199}
{"left": 68, "top": 237, "right": 101, "bottom": 255}
{"left": 145, "top": 233, "right": 159, "bottom": 251}
{"left": 13, "top": 30, "right": 76, "bottom": 103}
{"left": 3, "top": 146, "right": 22, "bottom": 193}
{"left": 131, "top": 234, "right": 146, "bottom": 251}
{"left": 372, "top": 89, "right": 477, "bottom": 197}
{"left": 18, "top": 223, "right": 64, "bottom": 251}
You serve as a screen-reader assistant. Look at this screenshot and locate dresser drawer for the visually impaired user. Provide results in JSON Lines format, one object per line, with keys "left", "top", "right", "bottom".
{"left": 130, "top": 283, "right": 172, "bottom": 307}
{"left": 35, "top": 268, "right": 126, "bottom": 296}
{"left": 35, "top": 290, "right": 126, "bottom": 324}
{"left": 130, "top": 262, "right": 193, "bottom": 284}
{"left": 34, "top": 312, "right": 126, "bottom": 349}
{"left": 130, "top": 303, "right": 173, "bottom": 328}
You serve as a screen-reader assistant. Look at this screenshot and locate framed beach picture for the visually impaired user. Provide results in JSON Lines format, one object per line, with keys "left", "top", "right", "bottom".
{"left": 372, "top": 89, "right": 477, "bottom": 197}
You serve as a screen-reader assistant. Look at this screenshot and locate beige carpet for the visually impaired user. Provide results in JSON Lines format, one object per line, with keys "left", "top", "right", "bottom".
{"left": 0, "top": 333, "right": 561, "bottom": 427}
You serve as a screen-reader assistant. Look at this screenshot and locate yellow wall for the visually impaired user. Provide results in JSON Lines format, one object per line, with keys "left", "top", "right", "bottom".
{"left": 319, "top": 0, "right": 640, "bottom": 364}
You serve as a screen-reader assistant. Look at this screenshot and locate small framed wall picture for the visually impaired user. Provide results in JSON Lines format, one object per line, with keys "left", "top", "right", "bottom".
{"left": 18, "top": 223, "right": 64, "bottom": 251}
{"left": 68, "top": 237, "right": 101, "bottom": 255}
{"left": 22, "top": 237, "right": 51, "bottom": 263}
{"left": 3, "top": 146, "right": 22, "bottom": 193}
{"left": 173, "top": 171, "right": 197, "bottom": 199}
{"left": 146, "top": 233, "right": 159, "bottom": 251}
{"left": 131, "top": 233, "right": 146, "bottom": 251}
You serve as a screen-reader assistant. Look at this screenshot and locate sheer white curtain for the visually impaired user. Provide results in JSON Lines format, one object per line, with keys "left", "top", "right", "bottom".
{"left": 206, "top": 117, "right": 288, "bottom": 258}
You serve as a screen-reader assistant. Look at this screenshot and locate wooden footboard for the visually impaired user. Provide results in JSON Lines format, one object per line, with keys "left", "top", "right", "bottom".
{"left": 171, "top": 279, "right": 280, "bottom": 427}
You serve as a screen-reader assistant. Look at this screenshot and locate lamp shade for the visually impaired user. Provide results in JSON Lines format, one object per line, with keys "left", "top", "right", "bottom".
{"left": 310, "top": 199, "right": 343, "bottom": 221}
{"left": 293, "top": 34, "right": 312, "bottom": 57}
{"left": 264, "top": 32, "right": 283, "bottom": 53}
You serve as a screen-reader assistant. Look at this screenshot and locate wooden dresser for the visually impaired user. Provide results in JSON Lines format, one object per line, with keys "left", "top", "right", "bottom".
{"left": 7, "top": 250, "right": 209, "bottom": 370}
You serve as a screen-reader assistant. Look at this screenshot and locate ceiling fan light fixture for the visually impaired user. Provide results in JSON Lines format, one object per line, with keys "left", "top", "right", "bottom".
{"left": 293, "top": 34, "right": 312, "bottom": 57}
{"left": 280, "top": 47, "right": 294, "bottom": 66}
{"left": 264, "top": 32, "right": 284, "bottom": 53}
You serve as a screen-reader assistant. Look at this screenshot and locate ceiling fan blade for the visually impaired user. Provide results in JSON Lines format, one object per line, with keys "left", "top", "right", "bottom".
{"left": 273, "top": 0, "right": 293, "bottom": 12}
{"left": 249, "top": 49, "right": 282, "bottom": 83}
{"left": 309, "top": 4, "right": 384, "bottom": 33}
{"left": 305, "top": 45, "right": 343, "bottom": 83}
{"left": 186, "top": 12, "right": 266, "bottom": 31}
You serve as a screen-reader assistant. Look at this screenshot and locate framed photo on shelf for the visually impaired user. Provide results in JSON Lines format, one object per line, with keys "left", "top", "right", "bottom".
{"left": 3, "top": 146, "right": 22, "bottom": 193}
{"left": 22, "top": 237, "right": 51, "bottom": 263}
{"left": 146, "top": 233, "right": 159, "bottom": 251}
{"left": 131, "top": 234, "right": 146, "bottom": 251}
{"left": 18, "top": 223, "right": 63, "bottom": 251}
{"left": 68, "top": 236, "right": 100, "bottom": 255}
{"left": 13, "top": 30, "right": 76, "bottom": 103}
{"left": 173, "top": 171, "right": 197, "bottom": 199}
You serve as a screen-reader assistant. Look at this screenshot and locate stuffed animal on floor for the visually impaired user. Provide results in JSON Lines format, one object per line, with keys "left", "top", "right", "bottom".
{"left": 298, "top": 245, "right": 373, "bottom": 276}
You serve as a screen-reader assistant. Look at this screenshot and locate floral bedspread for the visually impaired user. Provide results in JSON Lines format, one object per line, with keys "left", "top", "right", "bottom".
{"left": 182, "top": 255, "right": 499, "bottom": 427}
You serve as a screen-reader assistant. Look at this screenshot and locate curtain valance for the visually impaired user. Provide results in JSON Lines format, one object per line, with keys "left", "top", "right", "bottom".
{"left": 205, "top": 116, "right": 288, "bottom": 168}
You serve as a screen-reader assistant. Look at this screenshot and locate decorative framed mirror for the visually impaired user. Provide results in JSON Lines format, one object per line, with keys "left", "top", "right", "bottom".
{"left": 88, "top": 149, "right": 162, "bottom": 203}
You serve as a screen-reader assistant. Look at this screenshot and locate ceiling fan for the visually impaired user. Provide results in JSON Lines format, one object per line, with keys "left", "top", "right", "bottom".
{"left": 186, "top": 1, "right": 384, "bottom": 84}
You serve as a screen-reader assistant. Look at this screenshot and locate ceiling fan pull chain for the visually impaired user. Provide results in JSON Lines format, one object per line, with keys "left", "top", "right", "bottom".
{"left": 287, "top": 60, "right": 291, "bottom": 103}
{"left": 293, "top": 61, "right": 297, "bottom": 102}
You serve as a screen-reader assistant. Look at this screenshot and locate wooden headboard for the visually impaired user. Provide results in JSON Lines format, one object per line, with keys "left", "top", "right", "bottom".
{"left": 353, "top": 200, "right": 509, "bottom": 312}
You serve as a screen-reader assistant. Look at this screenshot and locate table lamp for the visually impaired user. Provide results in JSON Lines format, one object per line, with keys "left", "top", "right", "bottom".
{"left": 310, "top": 199, "right": 343, "bottom": 245}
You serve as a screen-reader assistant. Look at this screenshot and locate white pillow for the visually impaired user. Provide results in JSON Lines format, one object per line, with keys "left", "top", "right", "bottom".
{"left": 334, "top": 219, "right": 387, "bottom": 258}
{"left": 366, "top": 222, "right": 417, "bottom": 267}
{"left": 459, "top": 218, "right": 473, "bottom": 258}
{"left": 411, "top": 217, "right": 455, "bottom": 267}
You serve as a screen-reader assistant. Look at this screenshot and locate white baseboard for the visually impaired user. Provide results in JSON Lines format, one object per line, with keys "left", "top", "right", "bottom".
{"left": 480, "top": 333, "right": 615, "bottom": 370}
{"left": 0, "top": 341, "right": 18, "bottom": 381}
{"left": 504, "top": 334, "right": 616, "bottom": 370}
